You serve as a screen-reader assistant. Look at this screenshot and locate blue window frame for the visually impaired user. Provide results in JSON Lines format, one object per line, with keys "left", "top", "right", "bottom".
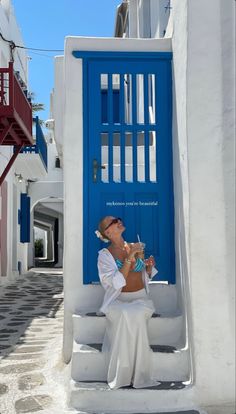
{"left": 20, "top": 193, "right": 30, "bottom": 243}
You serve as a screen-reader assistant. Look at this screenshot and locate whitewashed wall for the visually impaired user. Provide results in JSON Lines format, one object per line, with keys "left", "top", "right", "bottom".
{"left": 36, "top": 139, "right": 63, "bottom": 183}
{"left": 0, "top": 0, "right": 29, "bottom": 281}
{"left": 128, "top": 0, "right": 170, "bottom": 39}
{"left": 53, "top": 56, "right": 65, "bottom": 162}
{"left": 150, "top": 0, "right": 170, "bottom": 38}
{"left": 181, "top": 0, "right": 235, "bottom": 411}
{"left": 16, "top": 180, "right": 29, "bottom": 275}
{"left": 0, "top": 1, "right": 28, "bottom": 83}
{"left": 170, "top": 0, "right": 191, "bottom": 356}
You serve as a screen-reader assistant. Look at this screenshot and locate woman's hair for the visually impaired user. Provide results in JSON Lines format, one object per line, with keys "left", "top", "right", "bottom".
{"left": 98, "top": 218, "right": 107, "bottom": 236}
{"left": 95, "top": 217, "right": 110, "bottom": 242}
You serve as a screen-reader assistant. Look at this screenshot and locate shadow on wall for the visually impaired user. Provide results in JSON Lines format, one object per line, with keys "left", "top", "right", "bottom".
{"left": 172, "top": 70, "right": 193, "bottom": 378}
{"left": 220, "top": 0, "right": 235, "bottom": 332}
{"left": 0, "top": 181, "right": 8, "bottom": 277}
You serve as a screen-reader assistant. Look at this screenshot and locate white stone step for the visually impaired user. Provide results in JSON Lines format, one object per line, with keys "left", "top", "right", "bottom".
{"left": 74, "top": 284, "right": 179, "bottom": 316}
{"left": 71, "top": 341, "right": 190, "bottom": 383}
{"left": 73, "top": 313, "right": 184, "bottom": 347}
{"left": 149, "top": 283, "right": 179, "bottom": 315}
{"left": 69, "top": 379, "right": 204, "bottom": 413}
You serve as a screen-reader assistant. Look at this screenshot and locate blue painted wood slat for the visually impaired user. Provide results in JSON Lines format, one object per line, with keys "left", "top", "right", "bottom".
{"left": 131, "top": 73, "right": 138, "bottom": 183}
{"left": 120, "top": 74, "right": 125, "bottom": 183}
{"left": 144, "top": 74, "right": 150, "bottom": 182}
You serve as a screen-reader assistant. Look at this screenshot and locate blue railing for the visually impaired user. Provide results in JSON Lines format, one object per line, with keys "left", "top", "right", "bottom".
{"left": 19, "top": 116, "right": 48, "bottom": 171}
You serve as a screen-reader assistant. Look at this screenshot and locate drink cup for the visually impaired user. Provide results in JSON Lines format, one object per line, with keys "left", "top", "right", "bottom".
{"left": 138, "top": 242, "right": 145, "bottom": 259}
{"left": 139, "top": 242, "right": 145, "bottom": 251}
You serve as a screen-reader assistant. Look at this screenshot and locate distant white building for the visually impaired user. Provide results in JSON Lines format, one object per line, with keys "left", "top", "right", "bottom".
{"left": 52, "top": 0, "right": 235, "bottom": 413}
{"left": 27, "top": 130, "right": 64, "bottom": 269}
{"left": 0, "top": 0, "right": 63, "bottom": 280}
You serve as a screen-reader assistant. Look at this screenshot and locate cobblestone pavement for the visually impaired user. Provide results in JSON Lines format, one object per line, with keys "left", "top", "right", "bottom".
{"left": 0, "top": 270, "right": 75, "bottom": 414}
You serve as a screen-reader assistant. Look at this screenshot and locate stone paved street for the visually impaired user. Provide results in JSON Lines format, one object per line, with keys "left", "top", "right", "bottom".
{"left": 0, "top": 270, "right": 74, "bottom": 414}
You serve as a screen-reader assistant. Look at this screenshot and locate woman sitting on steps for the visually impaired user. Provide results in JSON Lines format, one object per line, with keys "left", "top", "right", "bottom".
{"left": 95, "top": 216, "right": 159, "bottom": 389}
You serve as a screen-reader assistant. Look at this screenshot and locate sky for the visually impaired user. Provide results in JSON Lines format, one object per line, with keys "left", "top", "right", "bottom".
{"left": 12, "top": 0, "right": 122, "bottom": 121}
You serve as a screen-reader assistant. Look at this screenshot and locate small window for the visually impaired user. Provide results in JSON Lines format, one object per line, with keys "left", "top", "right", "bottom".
{"left": 55, "top": 157, "right": 61, "bottom": 168}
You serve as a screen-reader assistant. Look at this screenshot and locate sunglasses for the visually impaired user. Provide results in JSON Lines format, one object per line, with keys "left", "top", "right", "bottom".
{"left": 104, "top": 217, "right": 122, "bottom": 231}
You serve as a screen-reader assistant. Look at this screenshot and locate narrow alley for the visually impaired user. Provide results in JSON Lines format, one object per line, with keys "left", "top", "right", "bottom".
{"left": 0, "top": 270, "right": 72, "bottom": 414}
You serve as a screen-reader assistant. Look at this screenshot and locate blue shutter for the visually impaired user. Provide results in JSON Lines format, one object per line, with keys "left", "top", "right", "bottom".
{"left": 20, "top": 193, "right": 30, "bottom": 243}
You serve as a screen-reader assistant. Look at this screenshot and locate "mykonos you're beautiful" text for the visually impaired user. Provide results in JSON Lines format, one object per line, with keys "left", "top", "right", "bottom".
{"left": 106, "top": 201, "right": 158, "bottom": 207}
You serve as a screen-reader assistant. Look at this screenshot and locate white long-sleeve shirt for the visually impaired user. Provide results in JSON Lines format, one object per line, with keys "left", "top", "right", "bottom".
{"left": 97, "top": 248, "right": 158, "bottom": 313}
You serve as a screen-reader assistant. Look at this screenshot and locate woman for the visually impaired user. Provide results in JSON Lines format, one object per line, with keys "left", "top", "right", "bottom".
{"left": 95, "top": 216, "right": 159, "bottom": 389}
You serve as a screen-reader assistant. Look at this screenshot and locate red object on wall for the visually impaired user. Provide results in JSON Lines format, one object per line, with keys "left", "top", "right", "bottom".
{"left": 0, "top": 62, "right": 33, "bottom": 186}
{"left": 0, "top": 62, "right": 33, "bottom": 146}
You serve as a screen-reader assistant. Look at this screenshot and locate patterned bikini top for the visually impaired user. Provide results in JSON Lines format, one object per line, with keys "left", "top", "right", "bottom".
{"left": 115, "top": 257, "right": 145, "bottom": 272}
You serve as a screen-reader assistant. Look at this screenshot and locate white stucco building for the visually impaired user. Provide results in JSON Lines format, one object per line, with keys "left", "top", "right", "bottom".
{"left": 52, "top": 0, "right": 235, "bottom": 413}
{"left": 0, "top": 0, "right": 63, "bottom": 280}
{"left": 0, "top": 0, "right": 33, "bottom": 279}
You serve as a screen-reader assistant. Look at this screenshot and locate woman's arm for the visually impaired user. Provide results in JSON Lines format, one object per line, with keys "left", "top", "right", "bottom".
{"left": 98, "top": 251, "right": 127, "bottom": 290}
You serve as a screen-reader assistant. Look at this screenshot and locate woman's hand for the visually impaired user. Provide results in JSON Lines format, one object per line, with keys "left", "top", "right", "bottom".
{"left": 145, "top": 255, "right": 156, "bottom": 275}
{"left": 126, "top": 242, "right": 144, "bottom": 259}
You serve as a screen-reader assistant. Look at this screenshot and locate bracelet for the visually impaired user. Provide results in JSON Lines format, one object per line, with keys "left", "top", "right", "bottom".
{"left": 125, "top": 258, "right": 132, "bottom": 264}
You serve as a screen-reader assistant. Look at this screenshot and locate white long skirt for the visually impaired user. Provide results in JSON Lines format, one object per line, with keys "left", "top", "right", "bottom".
{"left": 102, "top": 288, "right": 156, "bottom": 389}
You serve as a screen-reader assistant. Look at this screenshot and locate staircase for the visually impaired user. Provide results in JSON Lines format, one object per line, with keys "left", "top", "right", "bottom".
{"left": 68, "top": 284, "right": 200, "bottom": 413}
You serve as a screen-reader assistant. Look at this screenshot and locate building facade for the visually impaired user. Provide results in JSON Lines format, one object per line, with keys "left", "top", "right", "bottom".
{"left": 0, "top": 0, "right": 63, "bottom": 280}
{"left": 52, "top": 0, "right": 235, "bottom": 413}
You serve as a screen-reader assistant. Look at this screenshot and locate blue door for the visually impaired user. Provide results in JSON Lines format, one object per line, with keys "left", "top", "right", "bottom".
{"left": 75, "top": 51, "right": 174, "bottom": 284}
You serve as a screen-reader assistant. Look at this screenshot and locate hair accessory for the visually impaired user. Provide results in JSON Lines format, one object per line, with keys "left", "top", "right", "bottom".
{"left": 94, "top": 230, "right": 109, "bottom": 243}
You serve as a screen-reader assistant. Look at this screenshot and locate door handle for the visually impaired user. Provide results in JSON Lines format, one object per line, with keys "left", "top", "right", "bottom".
{"left": 93, "top": 159, "right": 106, "bottom": 182}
